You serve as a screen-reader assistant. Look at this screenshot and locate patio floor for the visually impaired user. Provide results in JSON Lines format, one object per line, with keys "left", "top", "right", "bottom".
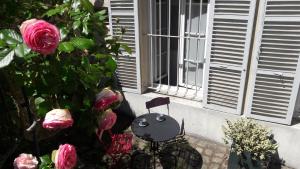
{"left": 131, "top": 134, "right": 228, "bottom": 169}
{"left": 128, "top": 133, "right": 293, "bottom": 169}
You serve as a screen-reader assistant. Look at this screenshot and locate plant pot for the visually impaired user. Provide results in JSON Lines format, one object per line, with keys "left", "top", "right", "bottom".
{"left": 228, "top": 151, "right": 267, "bottom": 169}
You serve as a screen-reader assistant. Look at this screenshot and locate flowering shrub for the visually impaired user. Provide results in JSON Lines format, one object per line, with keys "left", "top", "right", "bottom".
{"left": 0, "top": 0, "right": 129, "bottom": 168}
{"left": 0, "top": 0, "right": 128, "bottom": 133}
{"left": 223, "top": 118, "right": 278, "bottom": 161}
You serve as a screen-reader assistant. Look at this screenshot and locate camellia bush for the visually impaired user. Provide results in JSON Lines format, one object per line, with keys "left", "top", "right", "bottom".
{"left": 0, "top": 0, "right": 130, "bottom": 168}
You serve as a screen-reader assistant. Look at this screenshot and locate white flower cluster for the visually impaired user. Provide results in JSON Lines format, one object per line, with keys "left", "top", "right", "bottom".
{"left": 223, "top": 118, "right": 278, "bottom": 161}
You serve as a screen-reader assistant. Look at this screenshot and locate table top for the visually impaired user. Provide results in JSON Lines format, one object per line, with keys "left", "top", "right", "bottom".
{"left": 131, "top": 113, "right": 180, "bottom": 142}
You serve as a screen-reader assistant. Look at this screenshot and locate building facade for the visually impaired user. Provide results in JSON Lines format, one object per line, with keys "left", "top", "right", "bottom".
{"left": 107, "top": 0, "right": 300, "bottom": 168}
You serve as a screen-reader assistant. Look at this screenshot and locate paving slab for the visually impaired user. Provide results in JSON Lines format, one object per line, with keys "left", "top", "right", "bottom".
{"left": 131, "top": 133, "right": 293, "bottom": 169}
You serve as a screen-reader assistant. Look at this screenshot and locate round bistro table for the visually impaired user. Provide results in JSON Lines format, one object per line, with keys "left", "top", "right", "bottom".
{"left": 131, "top": 113, "right": 180, "bottom": 169}
{"left": 131, "top": 113, "right": 180, "bottom": 142}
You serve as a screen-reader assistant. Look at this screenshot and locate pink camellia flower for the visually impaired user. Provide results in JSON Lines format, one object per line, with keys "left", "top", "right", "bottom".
{"left": 55, "top": 144, "right": 77, "bottom": 169}
{"left": 13, "top": 153, "right": 38, "bottom": 169}
{"left": 94, "top": 88, "right": 119, "bottom": 111}
{"left": 20, "top": 19, "right": 60, "bottom": 55}
{"left": 42, "top": 109, "right": 73, "bottom": 130}
{"left": 96, "top": 109, "right": 117, "bottom": 141}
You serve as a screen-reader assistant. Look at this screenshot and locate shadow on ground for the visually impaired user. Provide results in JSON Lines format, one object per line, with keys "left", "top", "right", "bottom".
{"left": 131, "top": 139, "right": 203, "bottom": 169}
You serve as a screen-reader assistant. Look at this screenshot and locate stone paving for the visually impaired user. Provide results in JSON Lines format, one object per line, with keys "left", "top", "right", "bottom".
{"left": 131, "top": 133, "right": 293, "bottom": 169}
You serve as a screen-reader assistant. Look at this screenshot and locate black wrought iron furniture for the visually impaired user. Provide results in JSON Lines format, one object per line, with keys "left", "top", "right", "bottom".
{"left": 131, "top": 113, "right": 180, "bottom": 168}
{"left": 145, "top": 97, "right": 170, "bottom": 115}
{"left": 146, "top": 97, "right": 185, "bottom": 140}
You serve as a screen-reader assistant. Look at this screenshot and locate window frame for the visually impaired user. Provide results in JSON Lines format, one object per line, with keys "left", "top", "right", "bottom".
{"left": 147, "top": 0, "right": 212, "bottom": 100}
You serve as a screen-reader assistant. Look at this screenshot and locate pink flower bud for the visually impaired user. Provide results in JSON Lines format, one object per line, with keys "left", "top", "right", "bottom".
{"left": 94, "top": 88, "right": 119, "bottom": 111}
{"left": 42, "top": 109, "right": 73, "bottom": 130}
{"left": 96, "top": 109, "right": 117, "bottom": 141}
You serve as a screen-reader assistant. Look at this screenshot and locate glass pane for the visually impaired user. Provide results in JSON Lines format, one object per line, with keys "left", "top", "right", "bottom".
{"left": 183, "top": 62, "right": 204, "bottom": 87}
{"left": 182, "top": 0, "right": 208, "bottom": 87}
{"left": 151, "top": 0, "right": 180, "bottom": 85}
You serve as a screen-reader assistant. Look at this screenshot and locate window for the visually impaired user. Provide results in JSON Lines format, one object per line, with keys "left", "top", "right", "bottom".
{"left": 147, "top": 0, "right": 209, "bottom": 99}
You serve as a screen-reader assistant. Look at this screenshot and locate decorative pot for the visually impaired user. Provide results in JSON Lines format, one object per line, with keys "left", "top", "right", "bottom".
{"left": 228, "top": 151, "right": 267, "bottom": 169}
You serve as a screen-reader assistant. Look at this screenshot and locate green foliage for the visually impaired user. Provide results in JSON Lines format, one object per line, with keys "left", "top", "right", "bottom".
{"left": 39, "top": 155, "right": 54, "bottom": 169}
{"left": 0, "top": 49, "right": 14, "bottom": 68}
{"left": 0, "top": 0, "right": 130, "bottom": 134}
{"left": 223, "top": 118, "right": 278, "bottom": 161}
{"left": 70, "top": 37, "right": 95, "bottom": 50}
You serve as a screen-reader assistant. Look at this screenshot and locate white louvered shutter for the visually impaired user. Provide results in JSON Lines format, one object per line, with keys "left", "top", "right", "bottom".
{"left": 245, "top": 0, "right": 300, "bottom": 125}
{"left": 203, "top": 0, "right": 257, "bottom": 114}
{"left": 108, "top": 0, "right": 140, "bottom": 93}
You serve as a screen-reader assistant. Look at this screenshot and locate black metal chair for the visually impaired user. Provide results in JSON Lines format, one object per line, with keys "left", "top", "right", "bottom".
{"left": 145, "top": 97, "right": 170, "bottom": 115}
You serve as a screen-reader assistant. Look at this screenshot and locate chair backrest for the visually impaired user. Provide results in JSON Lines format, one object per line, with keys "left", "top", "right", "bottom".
{"left": 145, "top": 97, "right": 170, "bottom": 114}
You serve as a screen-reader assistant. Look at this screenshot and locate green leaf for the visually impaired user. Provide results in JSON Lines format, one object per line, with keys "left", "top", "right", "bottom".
{"left": 72, "top": 20, "right": 81, "bottom": 30}
{"left": 58, "top": 42, "right": 75, "bottom": 53}
{"left": 82, "top": 15, "right": 90, "bottom": 35}
{"left": 0, "top": 49, "right": 14, "bottom": 68}
{"left": 99, "top": 15, "right": 106, "bottom": 21}
{"left": 120, "top": 44, "right": 132, "bottom": 54}
{"left": 105, "top": 57, "right": 117, "bottom": 72}
{"left": 40, "top": 155, "right": 51, "bottom": 164}
{"left": 80, "top": 0, "right": 94, "bottom": 13}
{"left": 82, "top": 22, "right": 88, "bottom": 35}
{"left": 36, "top": 101, "right": 51, "bottom": 117}
{"left": 14, "top": 43, "right": 30, "bottom": 57}
{"left": 81, "top": 55, "right": 89, "bottom": 68}
{"left": 39, "top": 154, "right": 52, "bottom": 169}
{"left": 59, "top": 27, "right": 69, "bottom": 41}
{"left": 94, "top": 10, "right": 107, "bottom": 21}
{"left": 98, "top": 9, "right": 106, "bottom": 15}
{"left": 0, "top": 40, "right": 5, "bottom": 48}
{"left": 70, "top": 37, "right": 94, "bottom": 50}
{"left": 44, "top": 5, "right": 66, "bottom": 17}
{"left": 40, "top": 166, "right": 51, "bottom": 169}
{"left": 72, "top": 0, "right": 81, "bottom": 10}
{"left": 95, "top": 53, "right": 109, "bottom": 59}
{"left": 0, "top": 31, "right": 4, "bottom": 39}
{"left": 1, "top": 29, "right": 22, "bottom": 45}
{"left": 34, "top": 97, "right": 45, "bottom": 106}
{"left": 83, "top": 97, "right": 91, "bottom": 107}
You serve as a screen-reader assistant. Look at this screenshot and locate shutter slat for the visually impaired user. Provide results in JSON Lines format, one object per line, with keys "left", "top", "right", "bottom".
{"left": 253, "top": 95, "right": 289, "bottom": 104}
{"left": 211, "top": 44, "right": 245, "bottom": 52}
{"left": 211, "top": 48, "right": 244, "bottom": 55}
{"left": 109, "top": 0, "right": 138, "bottom": 91}
{"left": 211, "top": 53, "right": 243, "bottom": 60}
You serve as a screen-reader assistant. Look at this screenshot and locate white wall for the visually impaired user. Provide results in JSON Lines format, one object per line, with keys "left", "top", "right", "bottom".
{"left": 124, "top": 92, "right": 300, "bottom": 169}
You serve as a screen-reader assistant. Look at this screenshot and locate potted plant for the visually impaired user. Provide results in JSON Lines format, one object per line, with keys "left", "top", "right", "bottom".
{"left": 223, "top": 118, "right": 278, "bottom": 169}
